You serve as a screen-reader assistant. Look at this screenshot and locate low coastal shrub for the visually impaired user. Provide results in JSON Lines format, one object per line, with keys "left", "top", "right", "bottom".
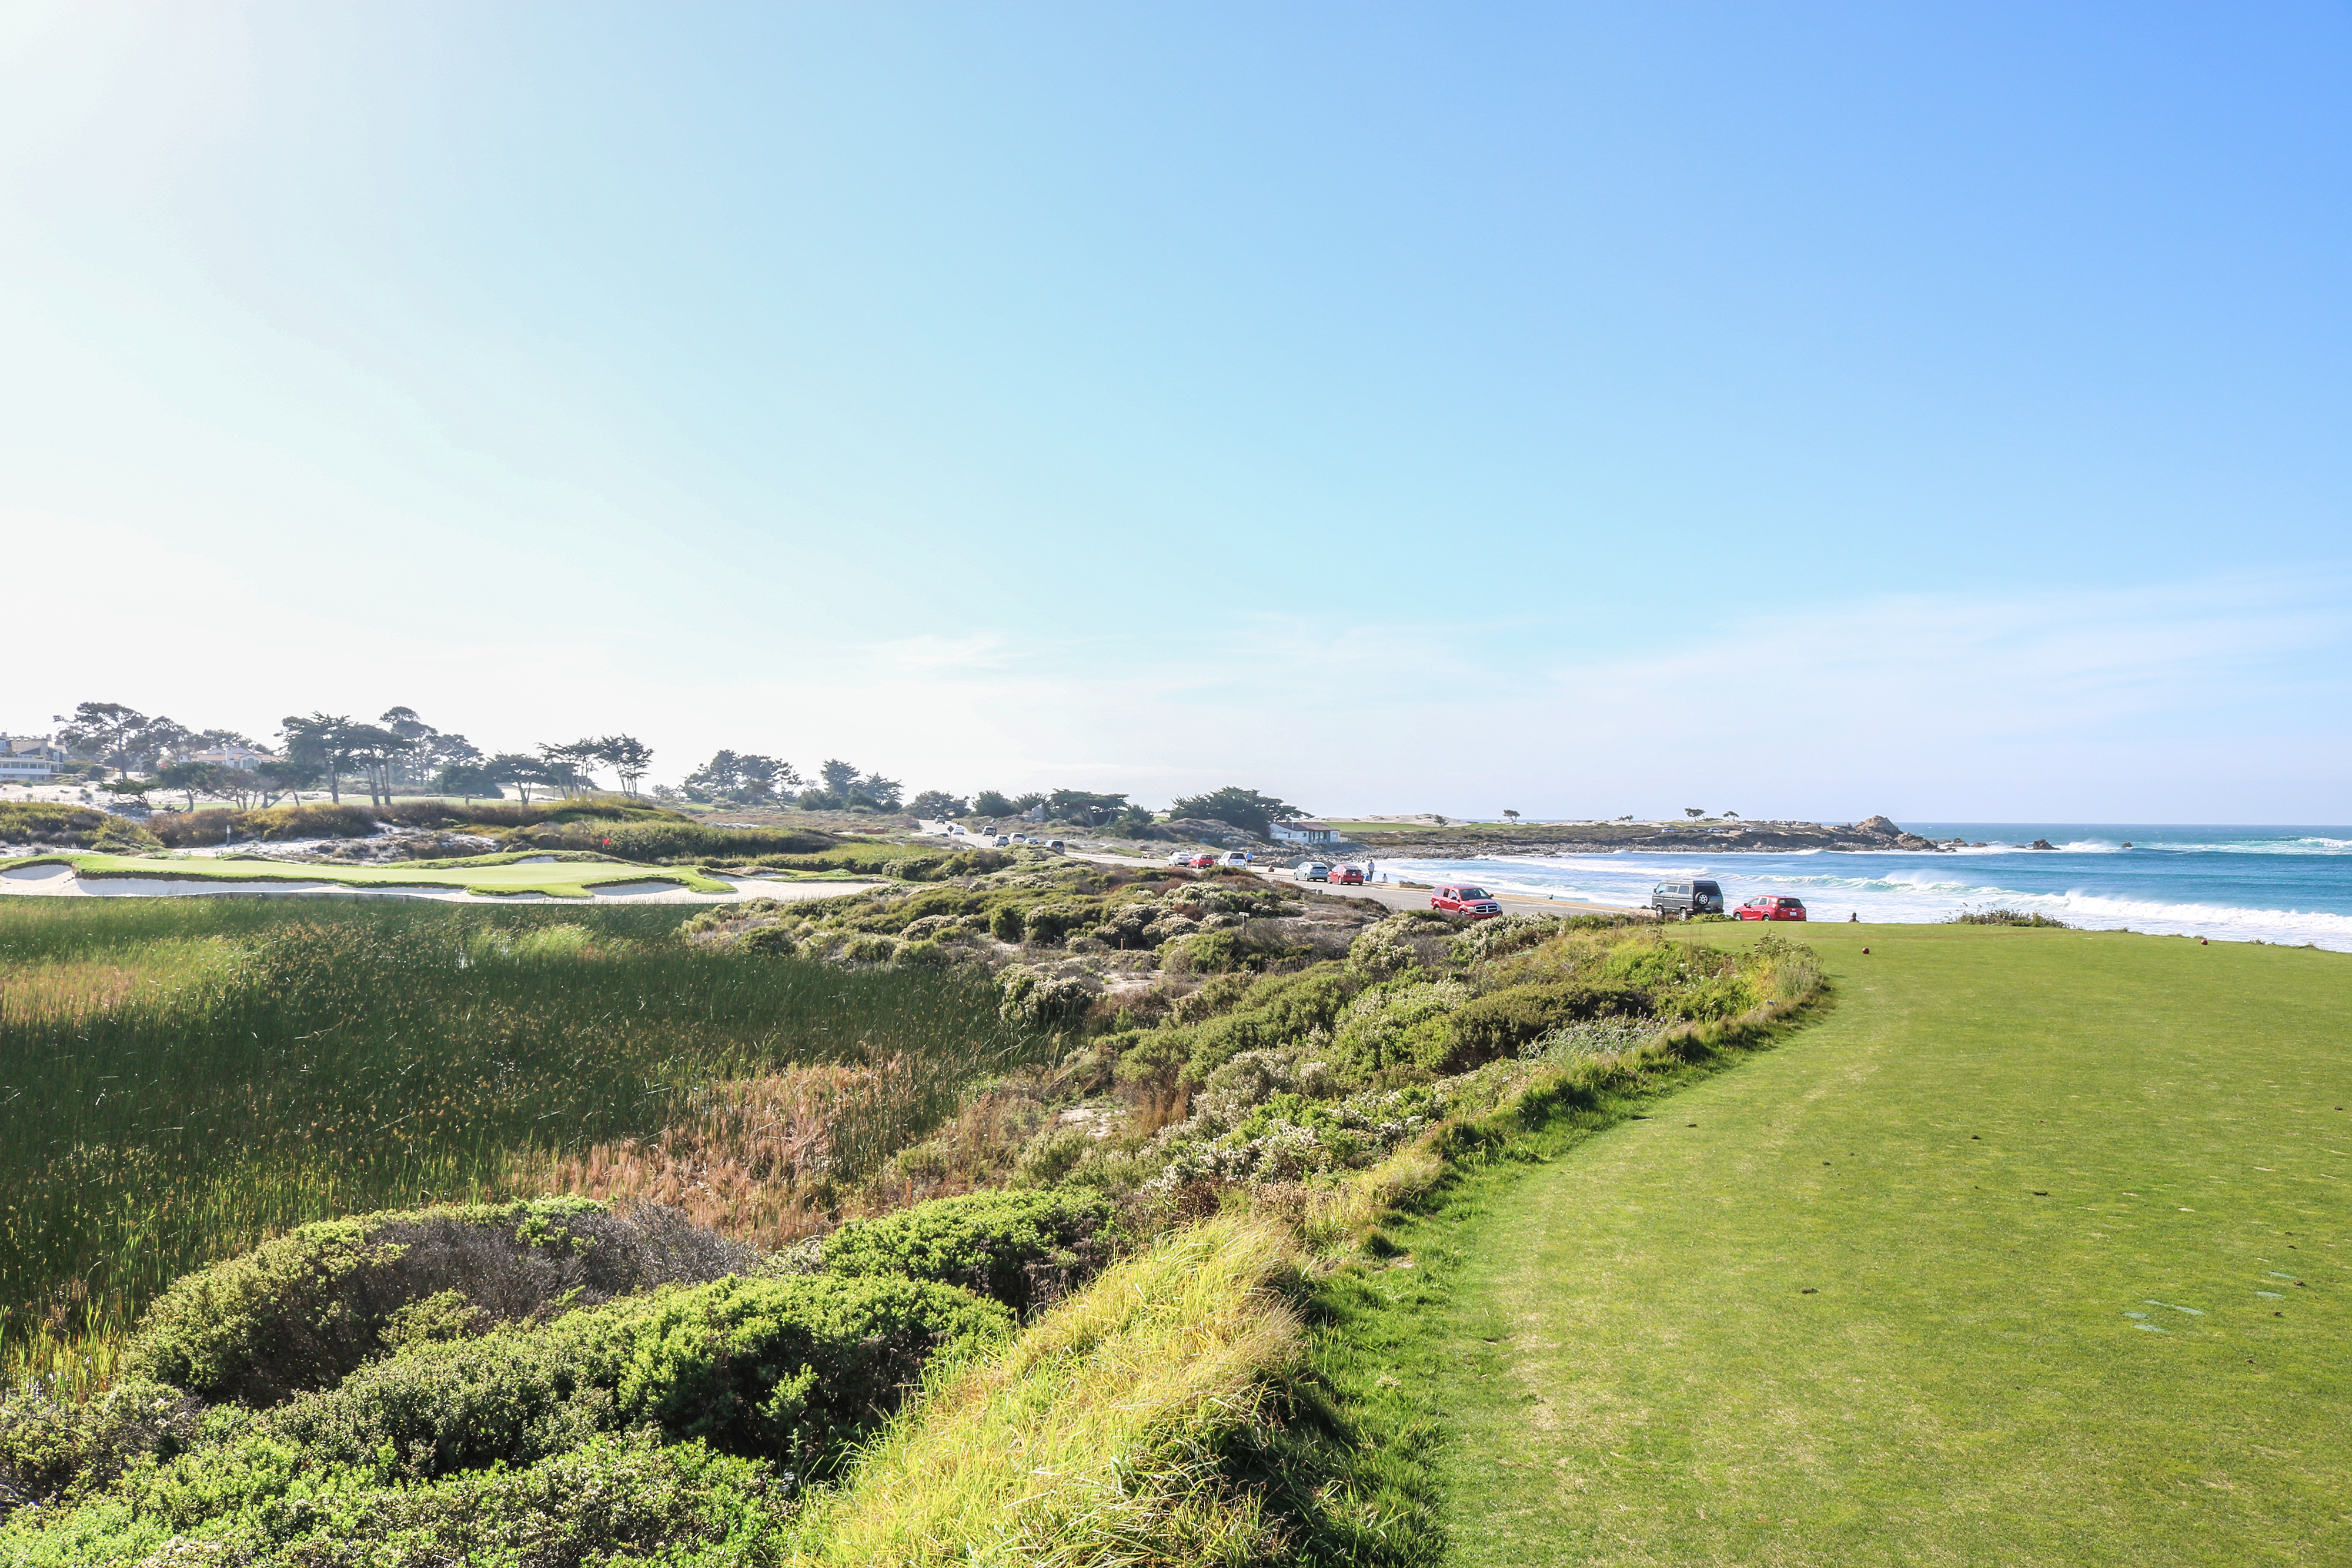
{"left": 818, "top": 1189, "right": 1118, "bottom": 1315}
{"left": 122, "top": 1198, "right": 752, "bottom": 1407}
{"left": 0, "top": 803, "right": 144, "bottom": 851}
{"left": 1, "top": 1276, "right": 1005, "bottom": 1559}
{"left": 1943, "top": 907, "right": 2072, "bottom": 928}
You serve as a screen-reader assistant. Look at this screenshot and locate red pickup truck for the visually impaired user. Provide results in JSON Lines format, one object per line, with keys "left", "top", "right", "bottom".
{"left": 1431, "top": 884, "right": 1502, "bottom": 918}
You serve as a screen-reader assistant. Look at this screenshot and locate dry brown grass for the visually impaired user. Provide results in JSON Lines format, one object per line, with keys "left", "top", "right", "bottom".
{"left": 514, "top": 1058, "right": 932, "bottom": 1247}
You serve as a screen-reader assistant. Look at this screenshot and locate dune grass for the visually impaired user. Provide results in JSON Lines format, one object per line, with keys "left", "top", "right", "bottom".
{"left": 0, "top": 899, "right": 1048, "bottom": 1394}
{"left": 1, "top": 851, "right": 734, "bottom": 897}
{"left": 788, "top": 1215, "right": 1307, "bottom": 1566}
{"left": 1327, "top": 923, "right": 2351, "bottom": 1565}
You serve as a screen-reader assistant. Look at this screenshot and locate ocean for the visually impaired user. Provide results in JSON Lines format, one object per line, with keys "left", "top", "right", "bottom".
{"left": 1376, "top": 824, "right": 2352, "bottom": 951}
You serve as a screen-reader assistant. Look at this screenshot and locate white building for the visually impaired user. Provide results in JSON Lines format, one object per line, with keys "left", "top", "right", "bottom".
{"left": 1, "top": 734, "right": 63, "bottom": 780}
{"left": 1269, "top": 818, "right": 1336, "bottom": 845}
{"left": 188, "top": 744, "right": 280, "bottom": 773}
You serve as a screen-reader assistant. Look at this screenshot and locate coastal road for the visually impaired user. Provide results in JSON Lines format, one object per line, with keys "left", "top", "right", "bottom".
{"left": 913, "top": 821, "right": 1633, "bottom": 919}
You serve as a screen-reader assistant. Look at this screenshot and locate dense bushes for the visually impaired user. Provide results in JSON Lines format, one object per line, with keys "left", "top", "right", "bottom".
{"left": 1439, "top": 979, "right": 1651, "bottom": 1072}
{"left": 819, "top": 1189, "right": 1118, "bottom": 1315}
{"left": 123, "top": 1199, "right": 751, "bottom": 1406}
{"left": 0, "top": 803, "right": 156, "bottom": 851}
{"left": 2, "top": 1275, "right": 1003, "bottom": 1559}
{"left": 510, "top": 818, "right": 837, "bottom": 863}
{"left": 145, "top": 803, "right": 378, "bottom": 847}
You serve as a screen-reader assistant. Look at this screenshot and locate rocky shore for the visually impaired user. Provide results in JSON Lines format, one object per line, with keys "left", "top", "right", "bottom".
{"left": 1325, "top": 814, "right": 1976, "bottom": 858}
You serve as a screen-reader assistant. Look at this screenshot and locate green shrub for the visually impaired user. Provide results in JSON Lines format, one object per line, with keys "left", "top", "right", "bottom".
{"left": 821, "top": 1189, "right": 1117, "bottom": 1315}
{"left": 1943, "top": 907, "right": 2072, "bottom": 927}
{"left": 1437, "top": 979, "right": 1651, "bottom": 1071}
{"left": 1022, "top": 902, "right": 1091, "bottom": 946}
{"left": 0, "top": 1376, "right": 201, "bottom": 1517}
{"left": 43, "top": 1272, "right": 1006, "bottom": 1549}
{"left": 0, "top": 802, "right": 126, "bottom": 850}
{"left": 988, "top": 905, "right": 1027, "bottom": 942}
{"left": 121, "top": 1199, "right": 750, "bottom": 1406}
{"left": 739, "top": 922, "right": 803, "bottom": 956}
{"left": 996, "top": 965, "right": 1092, "bottom": 1030}
{"left": 85, "top": 817, "right": 164, "bottom": 854}
{"left": 145, "top": 803, "right": 376, "bottom": 847}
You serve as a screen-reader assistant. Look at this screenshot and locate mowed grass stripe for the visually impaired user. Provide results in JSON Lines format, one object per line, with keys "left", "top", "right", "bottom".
{"left": 1409, "top": 924, "right": 2350, "bottom": 1566}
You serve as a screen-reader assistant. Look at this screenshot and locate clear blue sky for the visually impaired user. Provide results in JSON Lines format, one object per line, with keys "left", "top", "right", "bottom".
{"left": 5, "top": 2, "right": 2346, "bottom": 821}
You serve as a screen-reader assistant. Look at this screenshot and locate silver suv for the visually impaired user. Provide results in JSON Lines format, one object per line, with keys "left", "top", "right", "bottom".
{"left": 1650, "top": 879, "right": 1724, "bottom": 919}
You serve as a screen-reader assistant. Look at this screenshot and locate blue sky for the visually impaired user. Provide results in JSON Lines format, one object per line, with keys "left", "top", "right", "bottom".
{"left": 4, "top": 2, "right": 2347, "bottom": 821}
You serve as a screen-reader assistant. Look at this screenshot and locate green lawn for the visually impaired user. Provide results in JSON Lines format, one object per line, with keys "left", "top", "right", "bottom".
{"left": 1342, "top": 923, "right": 2350, "bottom": 1565}
{"left": 2, "top": 852, "right": 736, "bottom": 897}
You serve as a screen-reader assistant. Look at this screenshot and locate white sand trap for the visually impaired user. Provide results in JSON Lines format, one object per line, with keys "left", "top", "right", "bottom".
{"left": 2, "top": 862, "right": 76, "bottom": 886}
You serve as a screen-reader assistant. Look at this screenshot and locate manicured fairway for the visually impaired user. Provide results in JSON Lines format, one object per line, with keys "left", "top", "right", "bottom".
{"left": 1388, "top": 924, "right": 2350, "bottom": 1565}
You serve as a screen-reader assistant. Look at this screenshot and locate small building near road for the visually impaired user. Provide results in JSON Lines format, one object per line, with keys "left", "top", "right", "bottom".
{"left": 1269, "top": 818, "right": 1337, "bottom": 845}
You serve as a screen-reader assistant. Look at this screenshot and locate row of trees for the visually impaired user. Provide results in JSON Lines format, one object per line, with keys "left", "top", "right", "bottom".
{"left": 46, "top": 701, "right": 655, "bottom": 810}
{"left": 54, "top": 704, "right": 1316, "bottom": 835}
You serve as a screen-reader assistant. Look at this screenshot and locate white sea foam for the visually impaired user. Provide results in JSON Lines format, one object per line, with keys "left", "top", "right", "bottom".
{"left": 1376, "top": 849, "right": 2352, "bottom": 951}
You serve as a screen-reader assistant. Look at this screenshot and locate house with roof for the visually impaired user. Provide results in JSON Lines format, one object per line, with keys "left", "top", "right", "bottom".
{"left": 1268, "top": 818, "right": 1336, "bottom": 845}
{"left": 189, "top": 744, "right": 280, "bottom": 773}
{"left": 1, "top": 733, "right": 64, "bottom": 781}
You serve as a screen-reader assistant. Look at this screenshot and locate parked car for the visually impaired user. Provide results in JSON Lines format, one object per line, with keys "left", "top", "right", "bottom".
{"left": 993, "top": 835, "right": 1011, "bottom": 847}
{"left": 1329, "top": 864, "right": 1365, "bottom": 885}
{"left": 1045, "top": 840, "right": 1065, "bottom": 851}
{"left": 1168, "top": 850, "right": 1196, "bottom": 867}
{"left": 1650, "top": 880, "right": 1725, "bottom": 919}
{"left": 1736, "top": 894, "right": 1808, "bottom": 921}
{"left": 1296, "top": 861, "right": 1332, "bottom": 882}
{"left": 1187, "top": 852, "right": 1217, "bottom": 868}
{"left": 1431, "top": 883, "right": 1502, "bottom": 918}
{"left": 1221, "top": 850, "right": 1253, "bottom": 866}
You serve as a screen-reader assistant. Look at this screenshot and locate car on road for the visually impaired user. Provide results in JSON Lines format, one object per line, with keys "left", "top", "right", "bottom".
{"left": 1650, "top": 880, "right": 1725, "bottom": 919}
{"left": 1431, "top": 883, "right": 1502, "bottom": 918}
{"left": 1186, "top": 852, "right": 1217, "bottom": 868}
{"left": 1736, "top": 894, "right": 1808, "bottom": 921}
{"left": 1295, "top": 861, "right": 1332, "bottom": 882}
{"left": 1168, "top": 851, "right": 1195, "bottom": 867}
{"left": 1221, "top": 850, "right": 1253, "bottom": 866}
{"left": 1045, "top": 840, "right": 1065, "bottom": 851}
{"left": 1329, "top": 864, "right": 1365, "bottom": 884}
{"left": 993, "top": 835, "right": 1011, "bottom": 847}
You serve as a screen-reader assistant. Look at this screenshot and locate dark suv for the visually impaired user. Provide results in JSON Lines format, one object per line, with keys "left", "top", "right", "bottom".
{"left": 1651, "top": 879, "right": 1725, "bottom": 920}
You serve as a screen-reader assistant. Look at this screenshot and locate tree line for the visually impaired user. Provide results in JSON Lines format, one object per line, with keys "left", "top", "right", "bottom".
{"left": 39, "top": 701, "right": 1319, "bottom": 840}
{"left": 42, "top": 701, "right": 654, "bottom": 811}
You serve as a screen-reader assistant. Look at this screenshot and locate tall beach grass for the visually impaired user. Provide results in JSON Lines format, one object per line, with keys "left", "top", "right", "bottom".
{"left": 0, "top": 898, "right": 1047, "bottom": 1394}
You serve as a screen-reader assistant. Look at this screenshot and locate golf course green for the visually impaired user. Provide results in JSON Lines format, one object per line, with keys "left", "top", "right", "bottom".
{"left": 1360, "top": 922, "right": 2350, "bottom": 1565}
{"left": 0, "top": 852, "right": 736, "bottom": 898}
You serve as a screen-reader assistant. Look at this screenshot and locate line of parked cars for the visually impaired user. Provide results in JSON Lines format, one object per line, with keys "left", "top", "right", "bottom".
{"left": 1648, "top": 879, "right": 1808, "bottom": 921}
{"left": 1291, "top": 861, "right": 1366, "bottom": 885}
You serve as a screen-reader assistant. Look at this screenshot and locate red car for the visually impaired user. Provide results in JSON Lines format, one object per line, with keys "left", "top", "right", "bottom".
{"left": 1431, "top": 883, "right": 1502, "bottom": 918}
{"left": 1185, "top": 853, "right": 1217, "bottom": 868}
{"left": 1736, "top": 895, "right": 1808, "bottom": 921}
{"left": 1329, "top": 865, "right": 1365, "bottom": 885}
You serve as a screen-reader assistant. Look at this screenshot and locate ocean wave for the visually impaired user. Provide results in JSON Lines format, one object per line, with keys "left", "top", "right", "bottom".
{"left": 1374, "top": 853, "right": 2352, "bottom": 951}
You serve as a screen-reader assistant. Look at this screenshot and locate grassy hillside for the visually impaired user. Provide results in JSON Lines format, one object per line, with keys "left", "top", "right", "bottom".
{"left": 1329, "top": 923, "right": 2350, "bottom": 1564}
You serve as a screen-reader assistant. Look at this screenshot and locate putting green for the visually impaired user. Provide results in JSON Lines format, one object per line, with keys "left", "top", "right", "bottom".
{"left": 0, "top": 852, "right": 733, "bottom": 898}
{"left": 1392, "top": 924, "right": 2350, "bottom": 1565}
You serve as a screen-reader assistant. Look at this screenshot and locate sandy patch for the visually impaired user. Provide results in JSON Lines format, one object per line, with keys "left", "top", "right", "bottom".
{"left": 0, "top": 865, "right": 884, "bottom": 905}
